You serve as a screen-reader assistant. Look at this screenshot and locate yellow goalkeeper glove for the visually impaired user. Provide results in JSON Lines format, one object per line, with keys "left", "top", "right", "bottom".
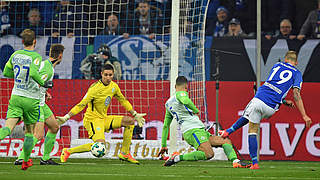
{"left": 56, "top": 114, "right": 70, "bottom": 125}
{"left": 132, "top": 111, "right": 146, "bottom": 127}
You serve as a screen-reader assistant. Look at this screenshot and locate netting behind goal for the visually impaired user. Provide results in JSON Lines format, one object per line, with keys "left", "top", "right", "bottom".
{"left": 0, "top": 0, "right": 208, "bottom": 159}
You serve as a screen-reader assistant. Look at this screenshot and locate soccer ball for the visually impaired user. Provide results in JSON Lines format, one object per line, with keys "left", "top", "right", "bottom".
{"left": 91, "top": 142, "right": 106, "bottom": 158}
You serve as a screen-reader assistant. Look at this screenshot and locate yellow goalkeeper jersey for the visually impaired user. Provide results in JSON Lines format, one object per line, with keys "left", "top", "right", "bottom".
{"left": 70, "top": 80, "right": 133, "bottom": 119}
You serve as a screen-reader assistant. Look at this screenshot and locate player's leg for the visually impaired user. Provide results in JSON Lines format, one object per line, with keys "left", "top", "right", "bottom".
{"left": 40, "top": 104, "right": 60, "bottom": 165}
{"left": 109, "top": 115, "right": 139, "bottom": 164}
{"left": 0, "top": 118, "right": 19, "bottom": 140}
{"left": 248, "top": 121, "right": 259, "bottom": 169}
{"left": 209, "top": 135, "right": 249, "bottom": 168}
{"left": 219, "top": 99, "right": 253, "bottom": 138}
{"left": 1, "top": 95, "right": 24, "bottom": 140}
{"left": 16, "top": 105, "right": 46, "bottom": 164}
{"left": 21, "top": 97, "right": 41, "bottom": 170}
{"left": 61, "top": 118, "right": 102, "bottom": 162}
{"left": 164, "top": 128, "right": 210, "bottom": 166}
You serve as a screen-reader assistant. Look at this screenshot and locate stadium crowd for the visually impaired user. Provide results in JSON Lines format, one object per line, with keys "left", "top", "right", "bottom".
{"left": 0, "top": 0, "right": 319, "bottom": 39}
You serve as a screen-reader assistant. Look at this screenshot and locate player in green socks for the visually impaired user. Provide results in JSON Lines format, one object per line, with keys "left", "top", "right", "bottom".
{"left": 157, "top": 76, "right": 250, "bottom": 168}
{"left": 14, "top": 44, "right": 65, "bottom": 165}
{"left": 0, "top": 29, "right": 52, "bottom": 170}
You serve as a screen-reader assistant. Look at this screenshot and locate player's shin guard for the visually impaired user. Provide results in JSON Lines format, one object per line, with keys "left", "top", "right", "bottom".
{"left": 180, "top": 151, "right": 207, "bottom": 161}
{"left": 23, "top": 134, "right": 34, "bottom": 162}
{"left": 42, "top": 132, "right": 56, "bottom": 161}
{"left": 18, "top": 136, "right": 38, "bottom": 160}
{"left": 68, "top": 143, "right": 93, "bottom": 153}
{"left": 121, "top": 125, "right": 134, "bottom": 154}
{"left": 226, "top": 117, "right": 249, "bottom": 134}
{"left": 248, "top": 133, "right": 258, "bottom": 165}
{"left": 222, "top": 143, "right": 237, "bottom": 162}
{"left": 0, "top": 127, "right": 11, "bottom": 140}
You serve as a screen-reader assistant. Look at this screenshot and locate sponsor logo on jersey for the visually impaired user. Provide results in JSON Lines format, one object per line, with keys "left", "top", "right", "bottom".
{"left": 34, "top": 58, "right": 40, "bottom": 65}
{"left": 105, "top": 96, "right": 111, "bottom": 106}
{"left": 41, "top": 74, "right": 48, "bottom": 81}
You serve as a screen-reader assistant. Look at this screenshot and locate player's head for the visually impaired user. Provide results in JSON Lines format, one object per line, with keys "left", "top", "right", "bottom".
{"left": 49, "top": 44, "right": 65, "bottom": 66}
{"left": 101, "top": 63, "right": 114, "bottom": 85}
{"left": 21, "top": 29, "right": 36, "bottom": 47}
{"left": 284, "top": 50, "right": 298, "bottom": 66}
{"left": 175, "top": 76, "right": 188, "bottom": 91}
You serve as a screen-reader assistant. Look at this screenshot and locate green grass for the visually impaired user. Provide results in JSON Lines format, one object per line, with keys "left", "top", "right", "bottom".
{"left": 0, "top": 158, "right": 319, "bottom": 180}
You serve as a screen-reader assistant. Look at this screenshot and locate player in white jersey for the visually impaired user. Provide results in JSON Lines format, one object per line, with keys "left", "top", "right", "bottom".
{"left": 0, "top": 29, "right": 52, "bottom": 170}
{"left": 14, "top": 44, "right": 65, "bottom": 165}
{"left": 158, "top": 76, "right": 250, "bottom": 168}
{"left": 219, "top": 51, "right": 312, "bottom": 169}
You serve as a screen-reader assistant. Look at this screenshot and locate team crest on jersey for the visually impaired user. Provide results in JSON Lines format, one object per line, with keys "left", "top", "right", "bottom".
{"left": 112, "top": 87, "right": 115, "bottom": 93}
{"left": 105, "top": 96, "right": 111, "bottom": 106}
{"left": 41, "top": 74, "right": 48, "bottom": 81}
{"left": 96, "top": 127, "right": 101, "bottom": 131}
{"left": 34, "top": 58, "right": 40, "bottom": 65}
{"left": 180, "top": 92, "right": 186, "bottom": 96}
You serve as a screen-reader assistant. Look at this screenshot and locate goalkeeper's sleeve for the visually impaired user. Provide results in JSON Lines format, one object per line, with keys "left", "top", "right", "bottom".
{"left": 161, "top": 109, "right": 173, "bottom": 148}
{"left": 176, "top": 91, "right": 199, "bottom": 114}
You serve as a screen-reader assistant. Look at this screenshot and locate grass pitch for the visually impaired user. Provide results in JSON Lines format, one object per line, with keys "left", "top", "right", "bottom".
{"left": 0, "top": 158, "right": 318, "bottom": 180}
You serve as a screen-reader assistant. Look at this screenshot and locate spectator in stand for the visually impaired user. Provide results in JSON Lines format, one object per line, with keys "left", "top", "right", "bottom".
{"left": 16, "top": 8, "right": 50, "bottom": 37}
{"left": 205, "top": 6, "right": 229, "bottom": 37}
{"left": 0, "top": 1, "right": 11, "bottom": 36}
{"left": 51, "top": 0, "right": 87, "bottom": 37}
{"left": 224, "top": 18, "right": 248, "bottom": 37}
{"left": 297, "top": 0, "right": 320, "bottom": 40}
{"left": 265, "top": 19, "right": 296, "bottom": 40}
{"left": 99, "top": 14, "right": 130, "bottom": 39}
{"left": 133, "top": 0, "right": 163, "bottom": 39}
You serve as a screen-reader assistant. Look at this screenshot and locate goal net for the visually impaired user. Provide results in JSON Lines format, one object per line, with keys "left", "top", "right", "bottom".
{"left": 0, "top": 0, "right": 209, "bottom": 159}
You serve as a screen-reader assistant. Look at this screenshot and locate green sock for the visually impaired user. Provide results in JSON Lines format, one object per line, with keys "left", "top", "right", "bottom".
{"left": 42, "top": 132, "right": 56, "bottom": 161}
{"left": 222, "top": 143, "right": 237, "bottom": 162}
{"left": 23, "top": 134, "right": 34, "bottom": 162}
{"left": 0, "top": 127, "right": 11, "bottom": 140}
{"left": 19, "top": 136, "right": 38, "bottom": 160}
{"left": 180, "top": 151, "right": 207, "bottom": 161}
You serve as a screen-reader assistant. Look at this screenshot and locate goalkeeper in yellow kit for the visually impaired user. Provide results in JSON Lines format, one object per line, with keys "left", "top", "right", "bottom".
{"left": 57, "top": 64, "right": 146, "bottom": 164}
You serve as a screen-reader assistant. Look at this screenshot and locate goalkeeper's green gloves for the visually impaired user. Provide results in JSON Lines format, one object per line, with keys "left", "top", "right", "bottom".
{"left": 132, "top": 111, "right": 146, "bottom": 127}
{"left": 56, "top": 114, "right": 70, "bottom": 125}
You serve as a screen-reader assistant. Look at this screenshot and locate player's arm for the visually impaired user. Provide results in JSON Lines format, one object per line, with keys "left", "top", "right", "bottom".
{"left": 115, "top": 86, "right": 146, "bottom": 127}
{"left": 29, "top": 56, "right": 47, "bottom": 86}
{"left": 293, "top": 88, "right": 312, "bottom": 128}
{"left": 176, "top": 92, "right": 199, "bottom": 114}
{"left": 56, "top": 87, "right": 94, "bottom": 125}
{"left": 3, "top": 59, "right": 14, "bottom": 78}
{"left": 157, "top": 109, "right": 173, "bottom": 157}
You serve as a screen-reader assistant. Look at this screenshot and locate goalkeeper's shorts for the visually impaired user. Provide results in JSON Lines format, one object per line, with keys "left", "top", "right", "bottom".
{"left": 38, "top": 104, "right": 53, "bottom": 123}
{"left": 83, "top": 115, "right": 123, "bottom": 141}
{"left": 183, "top": 128, "right": 211, "bottom": 149}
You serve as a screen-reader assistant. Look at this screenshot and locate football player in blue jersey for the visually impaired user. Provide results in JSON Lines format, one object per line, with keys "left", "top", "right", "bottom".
{"left": 218, "top": 50, "right": 312, "bottom": 169}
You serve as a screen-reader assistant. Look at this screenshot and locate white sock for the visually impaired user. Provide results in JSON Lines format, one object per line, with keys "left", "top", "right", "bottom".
{"left": 233, "top": 159, "right": 240, "bottom": 163}
{"left": 174, "top": 155, "right": 180, "bottom": 162}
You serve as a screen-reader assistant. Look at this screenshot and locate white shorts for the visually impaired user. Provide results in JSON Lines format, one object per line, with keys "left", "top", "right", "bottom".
{"left": 243, "top": 97, "right": 276, "bottom": 124}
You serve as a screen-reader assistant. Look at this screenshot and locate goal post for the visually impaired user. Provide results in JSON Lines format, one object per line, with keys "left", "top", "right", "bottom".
{"left": 169, "top": 0, "right": 209, "bottom": 154}
{"left": 0, "top": 0, "right": 209, "bottom": 159}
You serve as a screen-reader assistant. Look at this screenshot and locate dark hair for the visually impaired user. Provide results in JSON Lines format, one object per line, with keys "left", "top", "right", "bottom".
{"left": 49, "top": 44, "right": 65, "bottom": 59}
{"left": 97, "top": 44, "right": 111, "bottom": 57}
{"left": 101, "top": 63, "right": 114, "bottom": 72}
{"left": 176, "top": 76, "right": 188, "bottom": 86}
{"left": 21, "top": 29, "right": 35, "bottom": 46}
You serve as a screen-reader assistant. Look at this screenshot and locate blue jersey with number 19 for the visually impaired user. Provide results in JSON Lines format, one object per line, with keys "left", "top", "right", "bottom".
{"left": 255, "top": 62, "right": 302, "bottom": 110}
